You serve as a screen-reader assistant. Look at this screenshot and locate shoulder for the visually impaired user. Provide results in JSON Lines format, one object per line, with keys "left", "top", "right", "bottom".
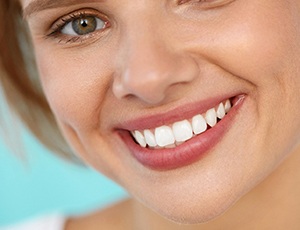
{"left": 0, "top": 214, "right": 66, "bottom": 230}
{"left": 65, "top": 199, "right": 133, "bottom": 230}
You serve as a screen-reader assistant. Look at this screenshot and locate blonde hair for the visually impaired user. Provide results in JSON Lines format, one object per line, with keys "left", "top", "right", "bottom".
{"left": 0, "top": 0, "right": 80, "bottom": 163}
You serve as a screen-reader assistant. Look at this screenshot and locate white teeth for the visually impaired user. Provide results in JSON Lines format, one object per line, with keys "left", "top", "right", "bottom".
{"left": 144, "top": 129, "right": 157, "bottom": 147}
{"left": 155, "top": 126, "right": 175, "bottom": 147}
{"left": 131, "top": 99, "right": 232, "bottom": 148}
{"left": 216, "top": 103, "right": 226, "bottom": 119}
{"left": 205, "top": 108, "right": 217, "bottom": 127}
{"left": 134, "top": 130, "right": 147, "bottom": 147}
{"left": 172, "top": 120, "right": 193, "bottom": 142}
{"left": 192, "top": 114, "right": 207, "bottom": 135}
{"left": 224, "top": 99, "right": 231, "bottom": 113}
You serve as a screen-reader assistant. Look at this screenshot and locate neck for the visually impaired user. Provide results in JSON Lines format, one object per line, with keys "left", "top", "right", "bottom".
{"left": 132, "top": 144, "right": 300, "bottom": 230}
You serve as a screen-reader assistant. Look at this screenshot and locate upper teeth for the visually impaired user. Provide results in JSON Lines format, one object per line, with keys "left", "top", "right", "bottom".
{"left": 131, "top": 99, "right": 232, "bottom": 149}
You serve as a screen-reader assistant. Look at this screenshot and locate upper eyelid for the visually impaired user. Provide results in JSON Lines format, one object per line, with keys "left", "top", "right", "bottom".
{"left": 49, "top": 8, "right": 109, "bottom": 32}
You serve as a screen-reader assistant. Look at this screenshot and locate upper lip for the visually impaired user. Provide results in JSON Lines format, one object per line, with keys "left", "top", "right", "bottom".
{"left": 115, "top": 92, "right": 241, "bottom": 131}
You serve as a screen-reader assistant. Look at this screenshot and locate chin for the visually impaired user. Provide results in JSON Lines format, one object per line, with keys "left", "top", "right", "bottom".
{"left": 153, "top": 197, "right": 234, "bottom": 225}
{"left": 140, "top": 181, "right": 249, "bottom": 225}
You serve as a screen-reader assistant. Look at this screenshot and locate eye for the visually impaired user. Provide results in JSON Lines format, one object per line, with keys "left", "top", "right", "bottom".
{"left": 178, "top": 0, "right": 235, "bottom": 9}
{"left": 179, "top": 0, "right": 223, "bottom": 3}
{"left": 46, "top": 10, "right": 111, "bottom": 44}
{"left": 62, "top": 16, "right": 106, "bottom": 36}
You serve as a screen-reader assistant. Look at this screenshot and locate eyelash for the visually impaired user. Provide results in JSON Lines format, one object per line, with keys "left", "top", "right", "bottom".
{"left": 46, "top": 10, "right": 110, "bottom": 44}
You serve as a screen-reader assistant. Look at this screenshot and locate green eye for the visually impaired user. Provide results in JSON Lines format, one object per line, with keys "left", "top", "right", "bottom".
{"left": 62, "top": 16, "right": 106, "bottom": 36}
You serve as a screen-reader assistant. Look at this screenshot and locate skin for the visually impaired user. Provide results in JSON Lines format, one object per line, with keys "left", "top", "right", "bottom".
{"left": 21, "top": 0, "right": 300, "bottom": 229}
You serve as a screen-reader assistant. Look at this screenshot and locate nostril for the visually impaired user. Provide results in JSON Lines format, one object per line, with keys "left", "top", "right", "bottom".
{"left": 112, "top": 79, "right": 126, "bottom": 100}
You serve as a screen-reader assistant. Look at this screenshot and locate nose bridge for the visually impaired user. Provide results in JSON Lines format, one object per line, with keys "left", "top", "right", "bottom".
{"left": 113, "top": 12, "right": 195, "bottom": 104}
{"left": 124, "top": 28, "right": 174, "bottom": 91}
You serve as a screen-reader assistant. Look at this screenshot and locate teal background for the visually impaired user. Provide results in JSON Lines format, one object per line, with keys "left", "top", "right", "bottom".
{"left": 0, "top": 113, "right": 127, "bottom": 226}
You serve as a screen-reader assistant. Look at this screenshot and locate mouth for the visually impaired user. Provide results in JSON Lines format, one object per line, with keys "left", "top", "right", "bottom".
{"left": 118, "top": 94, "right": 246, "bottom": 170}
{"left": 131, "top": 99, "right": 232, "bottom": 149}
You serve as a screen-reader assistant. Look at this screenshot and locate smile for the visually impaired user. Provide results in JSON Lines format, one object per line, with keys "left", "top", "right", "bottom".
{"left": 131, "top": 100, "right": 232, "bottom": 149}
{"left": 119, "top": 95, "right": 245, "bottom": 170}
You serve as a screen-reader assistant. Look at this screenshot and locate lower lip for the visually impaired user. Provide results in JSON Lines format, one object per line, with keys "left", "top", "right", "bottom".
{"left": 119, "top": 96, "right": 245, "bottom": 171}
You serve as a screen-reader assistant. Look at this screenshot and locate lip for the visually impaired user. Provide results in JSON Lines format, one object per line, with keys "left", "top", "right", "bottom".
{"left": 117, "top": 94, "right": 246, "bottom": 171}
{"left": 117, "top": 93, "right": 242, "bottom": 131}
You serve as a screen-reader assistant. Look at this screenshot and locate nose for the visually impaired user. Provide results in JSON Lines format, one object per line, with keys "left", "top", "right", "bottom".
{"left": 113, "top": 20, "right": 198, "bottom": 105}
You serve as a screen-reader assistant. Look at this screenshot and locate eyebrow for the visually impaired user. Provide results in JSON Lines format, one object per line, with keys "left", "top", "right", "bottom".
{"left": 23, "top": 0, "right": 103, "bottom": 19}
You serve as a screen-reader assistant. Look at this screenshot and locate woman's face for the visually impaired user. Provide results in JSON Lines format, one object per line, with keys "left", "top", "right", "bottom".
{"left": 23, "top": 0, "right": 300, "bottom": 223}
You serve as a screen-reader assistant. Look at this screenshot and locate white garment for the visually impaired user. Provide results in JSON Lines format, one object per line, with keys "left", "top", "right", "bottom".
{"left": 0, "top": 214, "right": 66, "bottom": 230}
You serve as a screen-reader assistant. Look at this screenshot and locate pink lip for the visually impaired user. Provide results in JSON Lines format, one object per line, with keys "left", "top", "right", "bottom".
{"left": 118, "top": 94, "right": 246, "bottom": 171}
{"left": 118, "top": 93, "right": 241, "bottom": 131}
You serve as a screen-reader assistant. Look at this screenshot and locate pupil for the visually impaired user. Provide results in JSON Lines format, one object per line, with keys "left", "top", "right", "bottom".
{"left": 81, "top": 19, "right": 88, "bottom": 27}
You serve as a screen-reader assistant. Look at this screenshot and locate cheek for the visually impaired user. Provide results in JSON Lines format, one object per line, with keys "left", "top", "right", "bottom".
{"left": 180, "top": 0, "right": 300, "bottom": 166}
{"left": 34, "top": 45, "right": 113, "bottom": 130}
{"left": 218, "top": 2, "right": 300, "bottom": 142}
{"left": 185, "top": 0, "right": 300, "bottom": 132}
{"left": 186, "top": 1, "right": 300, "bottom": 87}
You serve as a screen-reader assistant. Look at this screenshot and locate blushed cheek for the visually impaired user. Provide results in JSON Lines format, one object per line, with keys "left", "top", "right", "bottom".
{"left": 213, "top": 8, "right": 296, "bottom": 88}
{"left": 185, "top": 1, "right": 300, "bottom": 90}
{"left": 221, "top": 5, "right": 300, "bottom": 136}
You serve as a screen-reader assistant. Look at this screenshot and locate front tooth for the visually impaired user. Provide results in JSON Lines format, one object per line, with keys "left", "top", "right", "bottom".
{"left": 205, "top": 108, "right": 217, "bottom": 127}
{"left": 172, "top": 120, "right": 193, "bottom": 142}
{"left": 155, "top": 126, "right": 175, "bottom": 147}
{"left": 192, "top": 114, "right": 207, "bottom": 134}
{"left": 134, "top": 130, "right": 147, "bottom": 147}
{"left": 224, "top": 100, "right": 231, "bottom": 113}
{"left": 144, "top": 129, "right": 157, "bottom": 147}
{"left": 216, "top": 103, "right": 226, "bottom": 119}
